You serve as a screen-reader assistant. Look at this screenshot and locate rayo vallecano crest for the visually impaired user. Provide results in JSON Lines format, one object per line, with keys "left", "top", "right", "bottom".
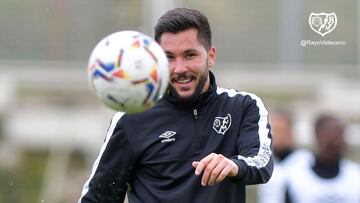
{"left": 309, "top": 12, "right": 337, "bottom": 37}
{"left": 213, "top": 113, "right": 232, "bottom": 135}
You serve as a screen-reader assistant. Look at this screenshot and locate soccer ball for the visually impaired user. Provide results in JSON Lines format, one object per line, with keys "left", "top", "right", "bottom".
{"left": 87, "top": 31, "right": 169, "bottom": 113}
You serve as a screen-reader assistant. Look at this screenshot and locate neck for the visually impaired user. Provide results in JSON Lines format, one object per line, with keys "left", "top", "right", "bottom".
{"left": 312, "top": 156, "right": 340, "bottom": 179}
{"left": 275, "top": 148, "right": 294, "bottom": 162}
{"left": 201, "top": 76, "right": 210, "bottom": 94}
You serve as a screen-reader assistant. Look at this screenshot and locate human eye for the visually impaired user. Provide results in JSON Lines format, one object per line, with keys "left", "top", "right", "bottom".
{"left": 185, "top": 52, "right": 196, "bottom": 59}
{"left": 166, "top": 54, "right": 175, "bottom": 61}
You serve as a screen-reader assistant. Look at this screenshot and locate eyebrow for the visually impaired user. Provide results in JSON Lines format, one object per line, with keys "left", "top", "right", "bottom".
{"left": 184, "top": 49, "right": 198, "bottom": 53}
{"left": 164, "top": 51, "right": 174, "bottom": 55}
{"left": 165, "top": 48, "right": 199, "bottom": 55}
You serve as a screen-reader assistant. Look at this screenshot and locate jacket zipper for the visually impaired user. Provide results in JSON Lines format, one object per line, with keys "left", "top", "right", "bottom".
{"left": 193, "top": 109, "right": 198, "bottom": 119}
{"left": 193, "top": 109, "right": 201, "bottom": 151}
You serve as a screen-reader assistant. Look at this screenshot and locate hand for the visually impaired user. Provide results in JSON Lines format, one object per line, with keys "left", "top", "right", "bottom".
{"left": 192, "top": 153, "right": 238, "bottom": 186}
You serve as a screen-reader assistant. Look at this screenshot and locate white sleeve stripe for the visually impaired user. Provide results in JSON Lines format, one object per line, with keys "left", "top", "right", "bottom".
{"left": 78, "top": 112, "right": 125, "bottom": 202}
{"left": 217, "top": 88, "right": 272, "bottom": 169}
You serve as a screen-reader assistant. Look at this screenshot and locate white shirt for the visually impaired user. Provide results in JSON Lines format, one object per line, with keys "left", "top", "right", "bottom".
{"left": 287, "top": 157, "right": 360, "bottom": 203}
{"left": 258, "top": 149, "right": 312, "bottom": 203}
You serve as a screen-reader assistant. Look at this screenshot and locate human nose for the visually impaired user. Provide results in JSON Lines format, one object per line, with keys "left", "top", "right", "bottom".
{"left": 171, "top": 58, "right": 187, "bottom": 74}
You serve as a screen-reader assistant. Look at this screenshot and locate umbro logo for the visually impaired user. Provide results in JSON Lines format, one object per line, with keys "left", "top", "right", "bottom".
{"left": 159, "top": 131, "right": 176, "bottom": 143}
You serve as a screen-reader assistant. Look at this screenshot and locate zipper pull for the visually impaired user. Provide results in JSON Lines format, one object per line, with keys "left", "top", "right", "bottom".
{"left": 193, "top": 109, "right": 198, "bottom": 119}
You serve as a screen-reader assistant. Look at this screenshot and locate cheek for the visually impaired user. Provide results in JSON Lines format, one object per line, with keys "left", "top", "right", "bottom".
{"left": 168, "top": 58, "right": 208, "bottom": 74}
{"left": 192, "top": 59, "right": 208, "bottom": 71}
{"left": 168, "top": 61, "right": 175, "bottom": 72}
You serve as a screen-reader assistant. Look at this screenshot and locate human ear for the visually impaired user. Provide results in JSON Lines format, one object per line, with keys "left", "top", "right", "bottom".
{"left": 208, "top": 47, "right": 216, "bottom": 67}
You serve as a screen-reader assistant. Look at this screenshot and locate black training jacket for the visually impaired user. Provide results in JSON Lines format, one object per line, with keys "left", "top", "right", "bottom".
{"left": 78, "top": 72, "right": 273, "bottom": 203}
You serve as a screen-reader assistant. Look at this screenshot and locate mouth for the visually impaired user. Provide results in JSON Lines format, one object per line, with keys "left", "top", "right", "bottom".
{"left": 171, "top": 74, "right": 195, "bottom": 85}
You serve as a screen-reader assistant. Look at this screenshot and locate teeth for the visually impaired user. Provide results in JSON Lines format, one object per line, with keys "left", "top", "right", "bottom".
{"left": 176, "top": 78, "right": 191, "bottom": 83}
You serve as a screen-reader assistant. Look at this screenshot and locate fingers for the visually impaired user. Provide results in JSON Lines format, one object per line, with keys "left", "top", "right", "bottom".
{"left": 192, "top": 153, "right": 238, "bottom": 186}
{"left": 203, "top": 159, "right": 226, "bottom": 186}
{"left": 193, "top": 153, "right": 216, "bottom": 176}
{"left": 215, "top": 164, "right": 233, "bottom": 183}
{"left": 192, "top": 161, "right": 199, "bottom": 168}
{"left": 201, "top": 154, "right": 223, "bottom": 186}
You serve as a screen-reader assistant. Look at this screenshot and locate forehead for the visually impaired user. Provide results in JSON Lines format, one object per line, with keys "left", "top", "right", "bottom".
{"left": 317, "top": 119, "right": 345, "bottom": 139}
{"left": 159, "top": 28, "right": 204, "bottom": 53}
{"left": 321, "top": 119, "right": 344, "bottom": 131}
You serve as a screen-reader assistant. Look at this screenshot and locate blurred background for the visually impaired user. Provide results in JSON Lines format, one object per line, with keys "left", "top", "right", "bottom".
{"left": 0, "top": 0, "right": 359, "bottom": 202}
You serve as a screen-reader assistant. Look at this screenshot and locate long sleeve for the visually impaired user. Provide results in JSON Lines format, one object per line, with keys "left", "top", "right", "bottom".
{"left": 78, "top": 112, "right": 137, "bottom": 203}
{"left": 230, "top": 93, "right": 273, "bottom": 185}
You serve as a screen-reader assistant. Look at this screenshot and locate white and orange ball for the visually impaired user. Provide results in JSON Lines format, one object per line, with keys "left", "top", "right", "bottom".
{"left": 87, "top": 31, "right": 169, "bottom": 113}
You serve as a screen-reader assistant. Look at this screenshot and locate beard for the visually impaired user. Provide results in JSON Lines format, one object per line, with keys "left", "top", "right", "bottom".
{"left": 169, "top": 69, "right": 209, "bottom": 103}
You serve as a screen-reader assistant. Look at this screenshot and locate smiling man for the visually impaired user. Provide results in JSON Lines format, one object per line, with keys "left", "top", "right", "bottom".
{"left": 78, "top": 8, "right": 273, "bottom": 203}
{"left": 160, "top": 28, "right": 215, "bottom": 101}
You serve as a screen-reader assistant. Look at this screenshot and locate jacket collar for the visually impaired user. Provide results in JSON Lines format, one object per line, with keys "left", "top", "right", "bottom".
{"left": 165, "top": 71, "right": 217, "bottom": 110}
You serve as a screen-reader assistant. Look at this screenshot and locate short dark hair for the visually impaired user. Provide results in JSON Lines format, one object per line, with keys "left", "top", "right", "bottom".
{"left": 270, "top": 110, "right": 293, "bottom": 127}
{"left": 154, "top": 8, "right": 212, "bottom": 51}
{"left": 315, "top": 114, "right": 342, "bottom": 134}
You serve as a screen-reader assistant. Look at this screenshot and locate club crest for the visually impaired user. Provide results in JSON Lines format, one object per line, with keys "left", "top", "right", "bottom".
{"left": 213, "top": 114, "right": 232, "bottom": 135}
{"left": 309, "top": 12, "right": 337, "bottom": 37}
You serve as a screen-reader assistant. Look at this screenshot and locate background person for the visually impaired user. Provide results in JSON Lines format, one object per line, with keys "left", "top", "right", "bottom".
{"left": 258, "top": 110, "right": 311, "bottom": 203}
{"left": 286, "top": 114, "right": 360, "bottom": 203}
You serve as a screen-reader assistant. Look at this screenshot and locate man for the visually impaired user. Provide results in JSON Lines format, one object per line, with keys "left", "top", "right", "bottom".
{"left": 78, "top": 8, "right": 273, "bottom": 203}
{"left": 267, "top": 111, "right": 295, "bottom": 161}
{"left": 258, "top": 111, "right": 310, "bottom": 203}
{"left": 286, "top": 114, "right": 360, "bottom": 203}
